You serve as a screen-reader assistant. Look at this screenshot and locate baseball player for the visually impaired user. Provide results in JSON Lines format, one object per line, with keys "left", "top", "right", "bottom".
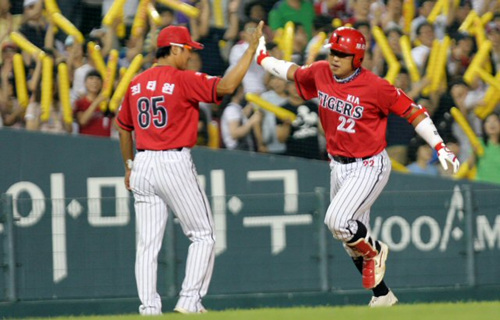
{"left": 255, "top": 26, "right": 459, "bottom": 306}
{"left": 116, "top": 22, "right": 264, "bottom": 315}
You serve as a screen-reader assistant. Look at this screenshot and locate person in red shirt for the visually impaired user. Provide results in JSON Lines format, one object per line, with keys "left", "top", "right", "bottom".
{"left": 255, "top": 26, "right": 459, "bottom": 306}
{"left": 115, "top": 22, "right": 264, "bottom": 315}
{"left": 74, "top": 70, "right": 111, "bottom": 137}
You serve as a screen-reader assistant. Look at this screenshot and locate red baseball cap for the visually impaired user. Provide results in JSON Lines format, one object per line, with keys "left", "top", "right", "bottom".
{"left": 157, "top": 25, "right": 204, "bottom": 50}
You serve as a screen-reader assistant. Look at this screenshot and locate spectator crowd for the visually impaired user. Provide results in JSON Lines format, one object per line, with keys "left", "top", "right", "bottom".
{"left": 0, "top": 0, "right": 499, "bottom": 184}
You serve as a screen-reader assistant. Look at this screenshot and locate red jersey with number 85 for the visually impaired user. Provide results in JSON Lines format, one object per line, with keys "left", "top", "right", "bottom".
{"left": 116, "top": 66, "right": 222, "bottom": 150}
{"left": 294, "top": 61, "right": 414, "bottom": 158}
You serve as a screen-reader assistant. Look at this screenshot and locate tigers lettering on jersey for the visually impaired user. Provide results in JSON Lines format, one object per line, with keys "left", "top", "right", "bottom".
{"left": 318, "top": 90, "right": 364, "bottom": 119}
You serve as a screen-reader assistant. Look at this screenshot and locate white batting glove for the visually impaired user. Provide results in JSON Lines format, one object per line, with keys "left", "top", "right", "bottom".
{"left": 255, "top": 36, "right": 269, "bottom": 64}
{"left": 435, "top": 142, "right": 460, "bottom": 173}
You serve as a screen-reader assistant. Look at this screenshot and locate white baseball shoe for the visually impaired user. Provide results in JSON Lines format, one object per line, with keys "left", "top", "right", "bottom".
{"left": 138, "top": 306, "right": 162, "bottom": 315}
{"left": 363, "top": 241, "right": 389, "bottom": 289}
{"left": 368, "top": 290, "right": 398, "bottom": 307}
{"left": 174, "top": 306, "right": 208, "bottom": 314}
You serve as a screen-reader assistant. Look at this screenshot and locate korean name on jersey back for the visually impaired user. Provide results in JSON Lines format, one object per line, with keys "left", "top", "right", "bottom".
{"left": 317, "top": 91, "right": 364, "bottom": 119}
{"left": 131, "top": 81, "right": 176, "bottom": 96}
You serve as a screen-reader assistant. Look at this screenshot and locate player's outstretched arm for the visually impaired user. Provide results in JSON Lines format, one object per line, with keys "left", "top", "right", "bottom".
{"left": 255, "top": 35, "right": 299, "bottom": 81}
{"left": 406, "top": 107, "right": 460, "bottom": 173}
{"left": 216, "top": 21, "right": 264, "bottom": 96}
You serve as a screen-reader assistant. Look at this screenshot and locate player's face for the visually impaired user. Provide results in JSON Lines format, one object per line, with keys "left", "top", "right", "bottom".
{"left": 328, "top": 49, "right": 355, "bottom": 78}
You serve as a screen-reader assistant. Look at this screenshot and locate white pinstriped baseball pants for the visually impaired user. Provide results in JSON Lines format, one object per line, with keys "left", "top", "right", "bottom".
{"left": 130, "top": 149, "right": 215, "bottom": 315}
{"left": 324, "top": 150, "right": 391, "bottom": 257}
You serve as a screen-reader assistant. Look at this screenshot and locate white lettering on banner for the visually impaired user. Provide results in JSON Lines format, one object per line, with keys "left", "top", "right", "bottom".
{"left": 51, "top": 173, "right": 67, "bottom": 283}
{"left": 412, "top": 216, "right": 441, "bottom": 251}
{"left": 377, "top": 216, "right": 411, "bottom": 251}
{"left": 87, "top": 177, "right": 130, "bottom": 227}
{"left": 247, "top": 170, "right": 298, "bottom": 214}
{"left": 6, "top": 175, "right": 67, "bottom": 283}
{"left": 3, "top": 172, "right": 500, "bottom": 286}
{"left": 375, "top": 215, "right": 446, "bottom": 252}
{"left": 6, "top": 181, "right": 46, "bottom": 227}
{"left": 197, "top": 173, "right": 228, "bottom": 256}
{"left": 372, "top": 211, "right": 500, "bottom": 252}
{"left": 243, "top": 214, "right": 313, "bottom": 254}
{"left": 372, "top": 185, "right": 468, "bottom": 252}
{"left": 475, "top": 215, "right": 500, "bottom": 250}
{"left": 210, "top": 170, "right": 227, "bottom": 256}
{"left": 440, "top": 186, "right": 463, "bottom": 251}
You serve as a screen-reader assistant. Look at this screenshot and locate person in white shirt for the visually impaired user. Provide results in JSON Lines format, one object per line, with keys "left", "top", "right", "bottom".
{"left": 220, "top": 86, "right": 263, "bottom": 150}
{"left": 260, "top": 74, "right": 290, "bottom": 154}
{"left": 411, "top": 21, "right": 435, "bottom": 74}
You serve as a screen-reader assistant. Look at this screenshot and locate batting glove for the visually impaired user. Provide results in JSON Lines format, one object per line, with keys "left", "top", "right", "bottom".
{"left": 435, "top": 142, "right": 460, "bottom": 173}
{"left": 255, "top": 36, "right": 269, "bottom": 65}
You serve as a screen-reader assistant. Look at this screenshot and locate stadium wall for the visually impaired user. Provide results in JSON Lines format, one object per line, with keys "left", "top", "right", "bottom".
{"left": 0, "top": 129, "right": 499, "bottom": 318}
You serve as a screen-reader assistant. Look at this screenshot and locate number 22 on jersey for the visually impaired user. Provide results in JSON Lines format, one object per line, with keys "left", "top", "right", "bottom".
{"left": 337, "top": 115, "right": 356, "bottom": 133}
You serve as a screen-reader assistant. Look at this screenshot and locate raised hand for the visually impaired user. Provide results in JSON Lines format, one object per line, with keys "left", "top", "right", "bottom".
{"left": 248, "top": 20, "right": 264, "bottom": 55}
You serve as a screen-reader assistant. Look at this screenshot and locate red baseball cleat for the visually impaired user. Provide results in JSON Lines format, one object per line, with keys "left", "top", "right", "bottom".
{"left": 362, "top": 242, "right": 388, "bottom": 289}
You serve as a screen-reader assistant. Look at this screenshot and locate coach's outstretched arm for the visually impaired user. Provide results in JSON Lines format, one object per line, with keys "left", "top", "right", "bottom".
{"left": 254, "top": 36, "right": 299, "bottom": 81}
{"left": 216, "top": 21, "right": 264, "bottom": 96}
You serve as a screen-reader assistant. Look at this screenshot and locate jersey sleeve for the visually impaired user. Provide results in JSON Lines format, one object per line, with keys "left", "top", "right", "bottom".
{"left": 182, "top": 71, "right": 223, "bottom": 105}
{"left": 294, "top": 62, "right": 323, "bottom": 101}
{"left": 115, "top": 87, "right": 134, "bottom": 131}
{"left": 377, "top": 79, "right": 414, "bottom": 117}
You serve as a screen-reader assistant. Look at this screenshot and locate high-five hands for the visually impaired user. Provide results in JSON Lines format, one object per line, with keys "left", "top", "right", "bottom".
{"left": 255, "top": 35, "right": 269, "bottom": 65}
{"left": 249, "top": 21, "right": 264, "bottom": 57}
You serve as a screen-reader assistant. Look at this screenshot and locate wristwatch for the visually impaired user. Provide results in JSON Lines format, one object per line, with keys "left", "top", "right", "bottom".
{"left": 126, "top": 159, "right": 133, "bottom": 170}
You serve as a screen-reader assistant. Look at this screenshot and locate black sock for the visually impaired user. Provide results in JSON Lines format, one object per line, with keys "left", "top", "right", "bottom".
{"left": 352, "top": 257, "right": 363, "bottom": 273}
{"left": 347, "top": 220, "right": 367, "bottom": 244}
{"left": 351, "top": 257, "right": 390, "bottom": 297}
{"left": 372, "top": 281, "right": 389, "bottom": 297}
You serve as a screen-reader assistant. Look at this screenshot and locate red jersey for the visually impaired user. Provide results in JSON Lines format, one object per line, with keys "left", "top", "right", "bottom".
{"left": 116, "top": 66, "right": 222, "bottom": 150}
{"left": 74, "top": 97, "right": 112, "bottom": 137}
{"left": 294, "top": 61, "right": 413, "bottom": 158}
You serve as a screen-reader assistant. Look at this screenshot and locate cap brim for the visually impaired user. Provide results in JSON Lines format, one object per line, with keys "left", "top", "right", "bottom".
{"left": 188, "top": 41, "right": 204, "bottom": 50}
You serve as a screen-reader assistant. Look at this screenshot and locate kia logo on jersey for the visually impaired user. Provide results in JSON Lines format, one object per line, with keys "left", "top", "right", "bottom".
{"left": 317, "top": 91, "right": 364, "bottom": 119}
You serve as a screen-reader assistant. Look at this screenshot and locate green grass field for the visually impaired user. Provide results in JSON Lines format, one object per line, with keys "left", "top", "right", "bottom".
{"left": 14, "top": 302, "right": 500, "bottom": 320}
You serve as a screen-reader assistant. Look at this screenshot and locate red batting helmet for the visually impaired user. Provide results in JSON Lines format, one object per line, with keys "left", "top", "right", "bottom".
{"left": 325, "top": 27, "right": 366, "bottom": 69}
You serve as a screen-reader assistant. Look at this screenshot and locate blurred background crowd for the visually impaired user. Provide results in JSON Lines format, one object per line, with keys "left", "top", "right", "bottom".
{"left": 0, "top": 0, "right": 499, "bottom": 184}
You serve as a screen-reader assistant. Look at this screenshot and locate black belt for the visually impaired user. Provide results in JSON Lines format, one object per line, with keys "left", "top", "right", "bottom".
{"left": 330, "top": 155, "right": 371, "bottom": 164}
{"left": 137, "top": 148, "right": 183, "bottom": 152}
